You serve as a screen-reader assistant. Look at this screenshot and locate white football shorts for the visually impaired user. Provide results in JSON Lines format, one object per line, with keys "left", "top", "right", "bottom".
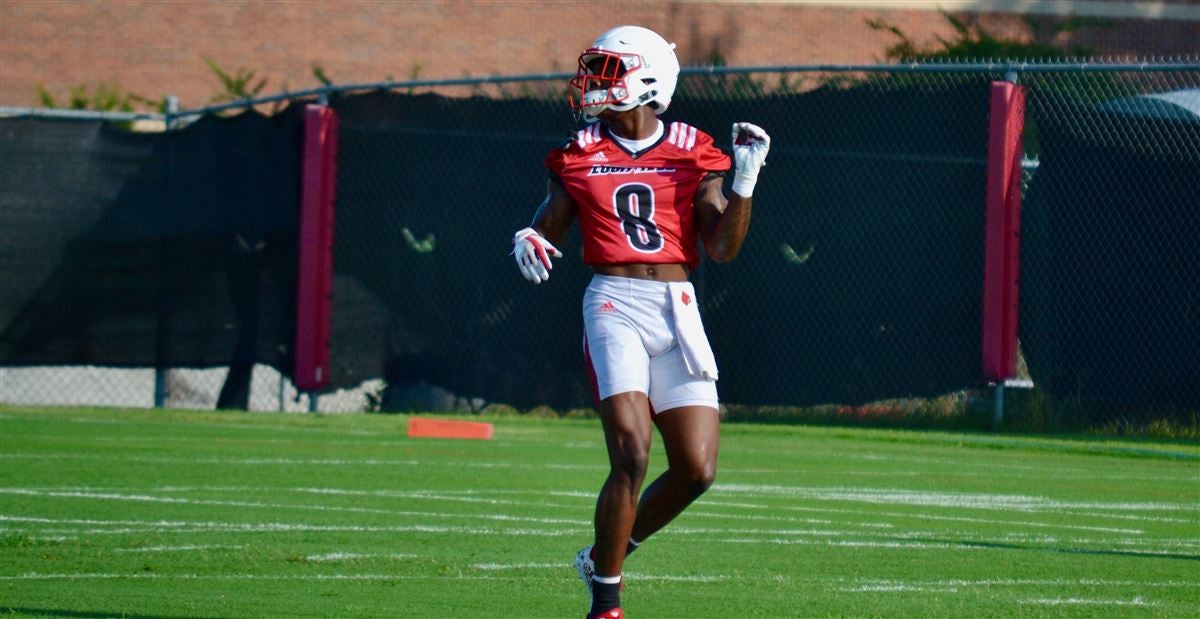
{"left": 582, "top": 274, "right": 719, "bottom": 412}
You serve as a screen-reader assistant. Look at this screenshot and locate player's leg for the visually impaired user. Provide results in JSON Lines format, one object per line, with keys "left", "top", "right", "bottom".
{"left": 580, "top": 277, "right": 655, "bottom": 615}
{"left": 593, "top": 390, "right": 654, "bottom": 578}
{"left": 629, "top": 341, "right": 721, "bottom": 544}
{"left": 630, "top": 403, "right": 719, "bottom": 543}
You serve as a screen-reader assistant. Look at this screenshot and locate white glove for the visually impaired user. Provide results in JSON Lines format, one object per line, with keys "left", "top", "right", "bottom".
{"left": 512, "top": 227, "right": 562, "bottom": 284}
{"left": 731, "top": 122, "right": 771, "bottom": 198}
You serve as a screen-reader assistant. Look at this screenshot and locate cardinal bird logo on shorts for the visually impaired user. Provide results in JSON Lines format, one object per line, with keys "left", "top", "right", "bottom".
{"left": 681, "top": 291, "right": 691, "bottom": 306}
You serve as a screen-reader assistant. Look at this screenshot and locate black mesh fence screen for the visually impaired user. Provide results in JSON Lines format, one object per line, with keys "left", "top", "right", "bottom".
{"left": 1020, "top": 70, "right": 1200, "bottom": 416}
{"left": 0, "top": 108, "right": 304, "bottom": 409}
{"left": 2, "top": 64, "right": 1197, "bottom": 423}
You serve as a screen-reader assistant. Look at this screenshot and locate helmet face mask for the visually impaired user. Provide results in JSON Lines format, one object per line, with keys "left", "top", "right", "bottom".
{"left": 568, "top": 26, "right": 679, "bottom": 123}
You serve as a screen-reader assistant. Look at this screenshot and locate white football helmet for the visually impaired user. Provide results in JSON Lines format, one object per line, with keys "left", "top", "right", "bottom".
{"left": 569, "top": 25, "right": 681, "bottom": 122}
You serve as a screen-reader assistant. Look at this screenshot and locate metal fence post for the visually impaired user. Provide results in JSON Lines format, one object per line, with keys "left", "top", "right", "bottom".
{"left": 153, "top": 95, "right": 180, "bottom": 409}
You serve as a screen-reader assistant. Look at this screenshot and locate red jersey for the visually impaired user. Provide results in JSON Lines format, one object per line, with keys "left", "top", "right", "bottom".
{"left": 545, "top": 121, "right": 731, "bottom": 268}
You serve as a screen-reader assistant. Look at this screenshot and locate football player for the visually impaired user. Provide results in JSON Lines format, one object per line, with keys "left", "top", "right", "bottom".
{"left": 511, "top": 25, "right": 770, "bottom": 619}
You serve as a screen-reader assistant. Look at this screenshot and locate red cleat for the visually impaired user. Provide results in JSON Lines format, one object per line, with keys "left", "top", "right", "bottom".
{"left": 586, "top": 609, "right": 623, "bottom": 619}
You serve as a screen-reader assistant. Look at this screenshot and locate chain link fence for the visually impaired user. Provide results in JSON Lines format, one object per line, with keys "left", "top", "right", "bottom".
{"left": 2, "top": 62, "right": 1197, "bottom": 429}
{"left": 1017, "top": 66, "right": 1200, "bottom": 429}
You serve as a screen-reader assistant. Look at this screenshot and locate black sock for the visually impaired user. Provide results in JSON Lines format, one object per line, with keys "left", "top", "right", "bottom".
{"left": 625, "top": 538, "right": 640, "bottom": 557}
{"left": 590, "top": 577, "right": 621, "bottom": 614}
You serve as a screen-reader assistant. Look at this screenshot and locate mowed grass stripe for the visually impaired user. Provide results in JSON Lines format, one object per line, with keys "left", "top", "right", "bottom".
{"left": 1, "top": 406, "right": 1197, "bottom": 618}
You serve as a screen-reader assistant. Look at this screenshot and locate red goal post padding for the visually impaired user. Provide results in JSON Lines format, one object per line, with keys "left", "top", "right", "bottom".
{"left": 981, "top": 81, "right": 1026, "bottom": 383}
{"left": 294, "top": 104, "right": 339, "bottom": 391}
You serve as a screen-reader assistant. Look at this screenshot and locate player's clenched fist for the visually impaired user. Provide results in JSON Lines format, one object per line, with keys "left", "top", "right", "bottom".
{"left": 512, "top": 227, "right": 562, "bottom": 283}
{"left": 731, "top": 122, "right": 771, "bottom": 198}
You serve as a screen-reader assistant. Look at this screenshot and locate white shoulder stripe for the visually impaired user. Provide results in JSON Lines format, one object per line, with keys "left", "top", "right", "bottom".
{"left": 669, "top": 122, "right": 696, "bottom": 150}
{"left": 574, "top": 124, "right": 604, "bottom": 149}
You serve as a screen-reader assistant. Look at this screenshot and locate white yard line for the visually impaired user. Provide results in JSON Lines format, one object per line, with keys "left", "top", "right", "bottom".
{"left": 0, "top": 572, "right": 492, "bottom": 581}
{"left": 707, "top": 497, "right": 1199, "bottom": 527}
{"left": 114, "top": 544, "right": 246, "bottom": 553}
{"left": 0, "top": 453, "right": 422, "bottom": 466}
{"left": 0, "top": 488, "right": 588, "bottom": 527}
{"left": 1020, "top": 596, "right": 1158, "bottom": 607}
{"left": 15, "top": 482, "right": 1193, "bottom": 530}
{"left": 0, "top": 514, "right": 586, "bottom": 536}
{"left": 304, "top": 552, "right": 416, "bottom": 561}
{"left": 472, "top": 562, "right": 565, "bottom": 570}
{"left": 713, "top": 537, "right": 983, "bottom": 550}
{"left": 716, "top": 484, "right": 1198, "bottom": 514}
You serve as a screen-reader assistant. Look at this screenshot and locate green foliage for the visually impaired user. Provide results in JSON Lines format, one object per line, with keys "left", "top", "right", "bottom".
{"left": 203, "top": 56, "right": 269, "bottom": 103}
{"left": 35, "top": 81, "right": 148, "bottom": 112}
{"left": 312, "top": 63, "right": 334, "bottom": 88}
{"left": 867, "top": 9, "right": 1105, "bottom": 61}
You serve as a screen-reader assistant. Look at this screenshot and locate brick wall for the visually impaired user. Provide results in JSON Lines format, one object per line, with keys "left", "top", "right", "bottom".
{"left": 1, "top": 1, "right": 1196, "bottom": 109}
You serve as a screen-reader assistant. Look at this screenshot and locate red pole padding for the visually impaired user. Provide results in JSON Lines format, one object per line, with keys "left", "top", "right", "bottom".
{"left": 981, "top": 81, "right": 1026, "bottom": 383}
{"left": 294, "top": 104, "right": 339, "bottom": 391}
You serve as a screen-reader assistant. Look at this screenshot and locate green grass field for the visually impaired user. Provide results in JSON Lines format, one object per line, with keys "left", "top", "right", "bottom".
{"left": 1, "top": 406, "right": 1197, "bottom": 618}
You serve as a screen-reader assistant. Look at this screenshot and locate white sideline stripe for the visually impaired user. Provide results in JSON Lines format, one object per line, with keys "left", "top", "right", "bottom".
{"left": 305, "top": 552, "right": 416, "bottom": 561}
{"left": 0, "top": 515, "right": 585, "bottom": 537}
{"left": 93, "top": 436, "right": 426, "bottom": 448}
{"left": 25, "top": 483, "right": 1194, "bottom": 529}
{"left": 826, "top": 577, "right": 1200, "bottom": 589}
{"left": 33, "top": 485, "right": 585, "bottom": 511}
{"left": 114, "top": 544, "right": 246, "bottom": 553}
{"left": 0, "top": 489, "right": 588, "bottom": 527}
{"left": 716, "top": 537, "right": 980, "bottom": 550}
{"left": 716, "top": 447, "right": 1199, "bottom": 481}
{"left": 625, "top": 573, "right": 728, "bottom": 582}
{"left": 0, "top": 573, "right": 494, "bottom": 582}
{"left": 288, "top": 487, "right": 582, "bottom": 509}
{"left": 15, "top": 482, "right": 1192, "bottom": 529}
{"left": 7, "top": 485, "right": 1190, "bottom": 551}
{"left": 0, "top": 454, "right": 422, "bottom": 466}
{"left": 773, "top": 503, "right": 1178, "bottom": 532}
{"left": 842, "top": 584, "right": 959, "bottom": 592}
{"left": 1020, "top": 597, "right": 1158, "bottom": 607}
{"left": 716, "top": 484, "right": 1197, "bottom": 513}
{"left": 7, "top": 482, "right": 1190, "bottom": 544}
{"left": 1052, "top": 510, "right": 1198, "bottom": 525}
{"left": 0, "top": 453, "right": 603, "bottom": 471}
{"left": 472, "top": 562, "right": 564, "bottom": 570}
{"left": 9, "top": 521, "right": 1188, "bottom": 558}
{"left": 2, "top": 572, "right": 1191, "bottom": 591}
{"left": 0, "top": 571, "right": 726, "bottom": 583}
{"left": 7, "top": 488, "right": 1190, "bottom": 553}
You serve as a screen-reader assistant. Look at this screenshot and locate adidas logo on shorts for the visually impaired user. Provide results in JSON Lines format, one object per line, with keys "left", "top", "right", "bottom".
{"left": 598, "top": 301, "right": 617, "bottom": 313}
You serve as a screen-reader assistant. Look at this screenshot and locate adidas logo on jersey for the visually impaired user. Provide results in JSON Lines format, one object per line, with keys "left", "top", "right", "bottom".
{"left": 598, "top": 301, "right": 617, "bottom": 314}
{"left": 589, "top": 151, "right": 609, "bottom": 162}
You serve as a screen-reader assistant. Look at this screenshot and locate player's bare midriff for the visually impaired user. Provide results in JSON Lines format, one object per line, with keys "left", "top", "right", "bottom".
{"left": 593, "top": 263, "right": 690, "bottom": 282}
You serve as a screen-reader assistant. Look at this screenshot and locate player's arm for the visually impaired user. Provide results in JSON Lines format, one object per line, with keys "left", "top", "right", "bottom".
{"left": 696, "top": 122, "right": 771, "bottom": 263}
{"left": 530, "top": 177, "right": 578, "bottom": 247}
{"left": 512, "top": 177, "right": 578, "bottom": 283}
{"left": 695, "top": 175, "right": 751, "bottom": 263}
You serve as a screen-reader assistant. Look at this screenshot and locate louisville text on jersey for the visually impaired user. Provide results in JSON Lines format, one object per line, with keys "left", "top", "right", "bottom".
{"left": 587, "top": 165, "right": 678, "bottom": 176}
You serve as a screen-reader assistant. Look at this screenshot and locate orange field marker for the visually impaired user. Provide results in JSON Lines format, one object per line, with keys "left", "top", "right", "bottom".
{"left": 406, "top": 417, "right": 494, "bottom": 440}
